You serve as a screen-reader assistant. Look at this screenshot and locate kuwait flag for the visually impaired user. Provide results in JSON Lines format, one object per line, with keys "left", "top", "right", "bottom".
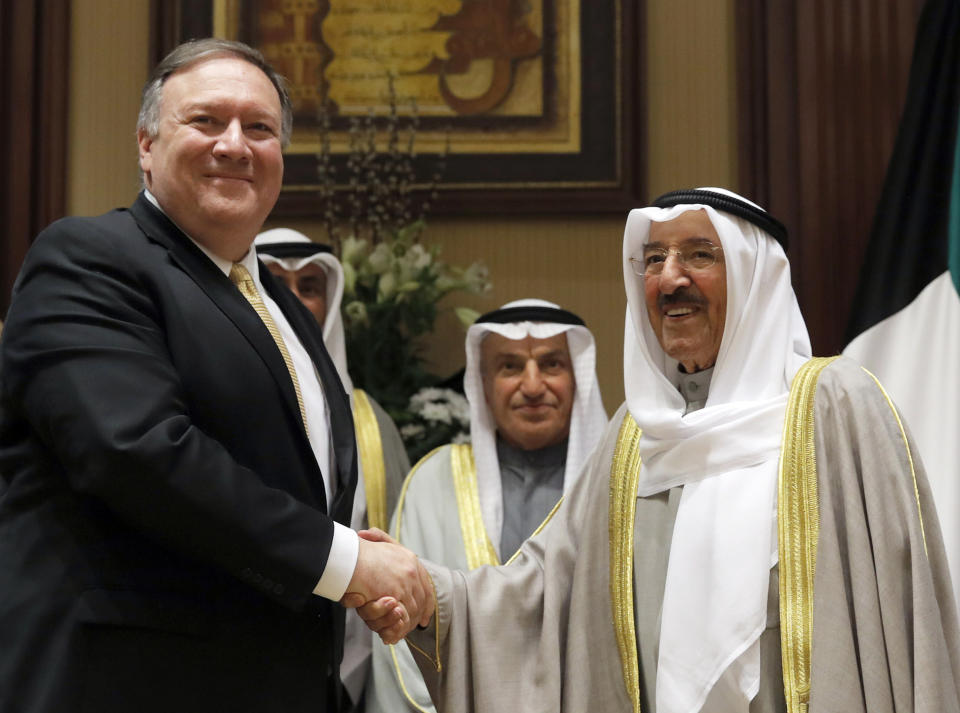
{"left": 844, "top": 0, "right": 960, "bottom": 604}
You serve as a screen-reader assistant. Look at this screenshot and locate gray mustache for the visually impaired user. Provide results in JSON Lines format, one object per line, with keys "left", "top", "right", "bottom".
{"left": 658, "top": 290, "right": 707, "bottom": 311}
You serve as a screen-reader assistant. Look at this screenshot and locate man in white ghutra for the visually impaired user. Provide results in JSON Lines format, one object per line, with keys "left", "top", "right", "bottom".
{"left": 356, "top": 188, "right": 960, "bottom": 713}
{"left": 365, "top": 298, "right": 607, "bottom": 713}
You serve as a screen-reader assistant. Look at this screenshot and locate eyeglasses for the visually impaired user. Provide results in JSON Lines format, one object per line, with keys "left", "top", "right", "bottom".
{"left": 629, "top": 244, "right": 723, "bottom": 277}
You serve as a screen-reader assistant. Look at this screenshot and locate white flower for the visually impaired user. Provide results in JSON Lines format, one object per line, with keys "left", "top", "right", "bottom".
{"left": 410, "top": 387, "right": 445, "bottom": 410}
{"left": 340, "top": 235, "right": 367, "bottom": 266}
{"left": 400, "top": 424, "right": 426, "bottom": 440}
{"left": 442, "top": 391, "right": 470, "bottom": 425}
{"left": 435, "top": 273, "right": 462, "bottom": 292}
{"left": 377, "top": 272, "right": 397, "bottom": 302}
{"left": 405, "top": 243, "right": 432, "bottom": 270}
{"left": 395, "top": 244, "right": 432, "bottom": 284}
{"left": 463, "top": 261, "right": 491, "bottom": 293}
{"left": 420, "top": 401, "right": 453, "bottom": 424}
{"left": 342, "top": 262, "right": 357, "bottom": 295}
{"left": 343, "top": 300, "right": 368, "bottom": 326}
{"left": 367, "top": 243, "right": 395, "bottom": 275}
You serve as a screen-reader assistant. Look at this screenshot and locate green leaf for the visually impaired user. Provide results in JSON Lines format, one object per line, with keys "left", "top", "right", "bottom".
{"left": 454, "top": 307, "right": 481, "bottom": 328}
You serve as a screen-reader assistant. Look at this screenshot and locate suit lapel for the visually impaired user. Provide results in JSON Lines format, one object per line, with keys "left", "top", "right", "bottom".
{"left": 261, "top": 268, "right": 358, "bottom": 525}
{"left": 128, "top": 194, "right": 358, "bottom": 521}
{"left": 128, "top": 194, "right": 308, "bottom": 448}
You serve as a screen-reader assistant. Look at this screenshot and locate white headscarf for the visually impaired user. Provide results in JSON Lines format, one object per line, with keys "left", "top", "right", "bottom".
{"left": 621, "top": 189, "right": 811, "bottom": 713}
{"left": 463, "top": 298, "right": 608, "bottom": 558}
{"left": 254, "top": 228, "right": 353, "bottom": 393}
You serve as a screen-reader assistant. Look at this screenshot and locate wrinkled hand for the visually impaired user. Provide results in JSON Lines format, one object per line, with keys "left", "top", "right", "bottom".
{"left": 340, "top": 528, "right": 435, "bottom": 644}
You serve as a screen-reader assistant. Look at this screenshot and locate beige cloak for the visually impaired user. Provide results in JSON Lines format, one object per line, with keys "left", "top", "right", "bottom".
{"left": 406, "top": 358, "right": 960, "bottom": 713}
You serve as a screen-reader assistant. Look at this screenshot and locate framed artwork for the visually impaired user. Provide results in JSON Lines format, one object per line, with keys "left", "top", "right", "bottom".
{"left": 151, "top": 0, "right": 643, "bottom": 214}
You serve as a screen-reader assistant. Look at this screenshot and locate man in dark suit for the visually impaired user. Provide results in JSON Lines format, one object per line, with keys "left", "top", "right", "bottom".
{"left": 0, "top": 38, "right": 431, "bottom": 713}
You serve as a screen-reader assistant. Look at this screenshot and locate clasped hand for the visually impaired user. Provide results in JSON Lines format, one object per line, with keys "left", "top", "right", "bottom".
{"left": 340, "top": 528, "right": 434, "bottom": 644}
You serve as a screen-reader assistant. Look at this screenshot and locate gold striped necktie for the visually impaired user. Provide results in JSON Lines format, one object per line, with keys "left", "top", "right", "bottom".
{"left": 229, "top": 263, "right": 308, "bottom": 430}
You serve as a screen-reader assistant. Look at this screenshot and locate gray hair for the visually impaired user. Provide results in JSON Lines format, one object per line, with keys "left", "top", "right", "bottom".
{"left": 137, "top": 38, "right": 293, "bottom": 148}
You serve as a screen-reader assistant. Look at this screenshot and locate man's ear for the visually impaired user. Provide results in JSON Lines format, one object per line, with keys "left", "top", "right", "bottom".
{"left": 137, "top": 128, "right": 153, "bottom": 178}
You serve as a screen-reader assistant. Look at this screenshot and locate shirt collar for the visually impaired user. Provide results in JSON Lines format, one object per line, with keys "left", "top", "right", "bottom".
{"left": 678, "top": 365, "right": 713, "bottom": 411}
{"left": 495, "top": 435, "right": 568, "bottom": 470}
{"left": 142, "top": 189, "right": 257, "bottom": 281}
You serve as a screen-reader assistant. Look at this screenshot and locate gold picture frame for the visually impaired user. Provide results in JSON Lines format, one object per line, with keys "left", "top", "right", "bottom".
{"left": 151, "top": 0, "right": 643, "bottom": 214}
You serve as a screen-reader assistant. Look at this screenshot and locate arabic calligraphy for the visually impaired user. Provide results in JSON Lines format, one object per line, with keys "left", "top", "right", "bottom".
{"left": 257, "top": 0, "right": 544, "bottom": 116}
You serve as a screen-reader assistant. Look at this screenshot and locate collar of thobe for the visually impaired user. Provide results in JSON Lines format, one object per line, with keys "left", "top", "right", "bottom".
{"left": 255, "top": 228, "right": 353, "bottom": 394}
{"left": 495, "top": 436, "right": 568, "bottom": 476}
{"left": 620, "top": 190, "right": 811, "bottom": 713}
{"left": 678, "top": 365, "right": 713, "bottom": 414}
{"left": 463, "top": 299, "right": 608, "bottom": 556}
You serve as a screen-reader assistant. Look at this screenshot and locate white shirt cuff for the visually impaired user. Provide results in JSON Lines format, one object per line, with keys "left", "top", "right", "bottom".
{"left": 313, "top": 522, "right": 359, "bottom": 600}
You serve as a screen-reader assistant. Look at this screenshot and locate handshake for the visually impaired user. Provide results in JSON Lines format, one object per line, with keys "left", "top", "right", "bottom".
{"left": 341, "top": 528, "right": 435, "bottom": 645}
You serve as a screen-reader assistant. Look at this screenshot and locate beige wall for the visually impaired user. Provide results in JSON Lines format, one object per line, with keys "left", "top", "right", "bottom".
{"left": 68, "top": 0, "right": 737, "bottom": 412}
{"left": 645, "top": 0, "right": 738, "bottom": 199}
{"left": 67, "top": 0, "right": 150, "bottom": 216}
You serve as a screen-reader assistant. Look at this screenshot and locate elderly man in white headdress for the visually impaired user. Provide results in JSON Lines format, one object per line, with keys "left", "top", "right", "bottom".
{"left": 363, "top": 298, "right": 608, "bottom": 713}
{"left": 350, "top": 189, "right": 960, "bottom": 713}
{"left": 255, "top": 228, "right": 411, "bottom": 711}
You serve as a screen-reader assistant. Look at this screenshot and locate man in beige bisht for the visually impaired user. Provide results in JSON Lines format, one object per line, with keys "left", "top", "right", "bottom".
{"left": 352, "top": 188, "right": 960, "bottom": 713}
{"left": 255, "top": 228, "right": 411, "bottom": 711}
{"left": 364, "top": 298, "right": 607, "bottom": 713}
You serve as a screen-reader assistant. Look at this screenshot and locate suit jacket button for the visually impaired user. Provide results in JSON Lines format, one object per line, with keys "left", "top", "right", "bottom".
{"left": 241, "top": 567, "right": 254, "bottom": 580}
{"left": 253, "top": 572, "right": 263, "bottom": 584}
{"left": 262, "top": 578, "right": 274, "bottom": 591}
{"left": 274, "top": 583, "right": 285, "bottom": 596}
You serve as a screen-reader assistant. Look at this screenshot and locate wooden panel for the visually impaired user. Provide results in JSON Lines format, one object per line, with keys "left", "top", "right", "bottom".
{"left": 0, "top": 2, "right": 36, "bottom": 314}
{"left": 0, "top": 1, "right": 70, "bottom": 315}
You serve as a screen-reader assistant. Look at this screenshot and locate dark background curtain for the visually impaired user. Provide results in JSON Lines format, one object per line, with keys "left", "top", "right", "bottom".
{"left": 0, "top": 1, "right": 70, "bottom": 316}
{"left": 736, "top": 0, "right": 925, "bottom": 355}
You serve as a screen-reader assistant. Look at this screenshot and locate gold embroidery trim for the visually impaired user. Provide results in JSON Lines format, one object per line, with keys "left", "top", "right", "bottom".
{"left": 395, "top": 565, "right": 444, "bottom": 705}
{"left": 450, "top": 444, "right": 500, "bottom": 569}
{"left": 389, "top": 642, "right": 434, "bottom": 713}
{"left": 609, "top": 413, "right": 642, "bottom": 713}
{"left": 352, "top": 388, "right": 388, "bottom": 532}
{"left": 860, "top": 367, "right": 927, "bottom": 555}
{"left": 391, "top": 447, "right": 446, "bottom": 682}
{"left": 779, "top": 356, "right": 836, "bottom": 713}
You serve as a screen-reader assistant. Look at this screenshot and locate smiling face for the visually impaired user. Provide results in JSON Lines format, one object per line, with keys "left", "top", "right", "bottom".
{"left": 643, "top": 209, "right": 727, "bottom": 372}
{"left": 266, "top": 262, "right": 328, "bottom": 326}
{"left": 137, "top": 55, "right": 284, "bottom": 261}
{"left": 480, "top": 332, "right": 576, "bottom": 451}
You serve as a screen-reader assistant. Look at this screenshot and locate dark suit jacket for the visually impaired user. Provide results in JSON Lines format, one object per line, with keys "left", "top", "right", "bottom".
{"left": 0, "top": 194, "right": 357, "bottom": 713}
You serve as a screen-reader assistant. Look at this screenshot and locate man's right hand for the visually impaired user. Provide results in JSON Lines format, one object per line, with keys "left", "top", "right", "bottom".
{"left": 340, "top": 528, "right": 434, "bottom": 643}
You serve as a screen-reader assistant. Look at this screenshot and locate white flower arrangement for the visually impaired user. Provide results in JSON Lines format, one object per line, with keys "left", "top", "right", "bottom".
{"left": 402, "top": 387, "right": 471, "bottom": 459}
{"left": 336, "top": 220, "right": 489, "bottom": 463}
{"left": 314, "top": 74, "right": 490, "bottom": 462}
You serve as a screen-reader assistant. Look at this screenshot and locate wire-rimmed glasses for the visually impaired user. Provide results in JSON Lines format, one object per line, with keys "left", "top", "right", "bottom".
{"left": 629, "top": 243, "right": 723, "bottom": 277}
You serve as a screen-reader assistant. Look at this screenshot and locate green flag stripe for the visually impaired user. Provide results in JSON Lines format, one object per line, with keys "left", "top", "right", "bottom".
{"left": 950, "top": 112, "right": 960, "bottom": 294}
{"left": 947, "top": 110, "right": 960, "bottom": 292}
